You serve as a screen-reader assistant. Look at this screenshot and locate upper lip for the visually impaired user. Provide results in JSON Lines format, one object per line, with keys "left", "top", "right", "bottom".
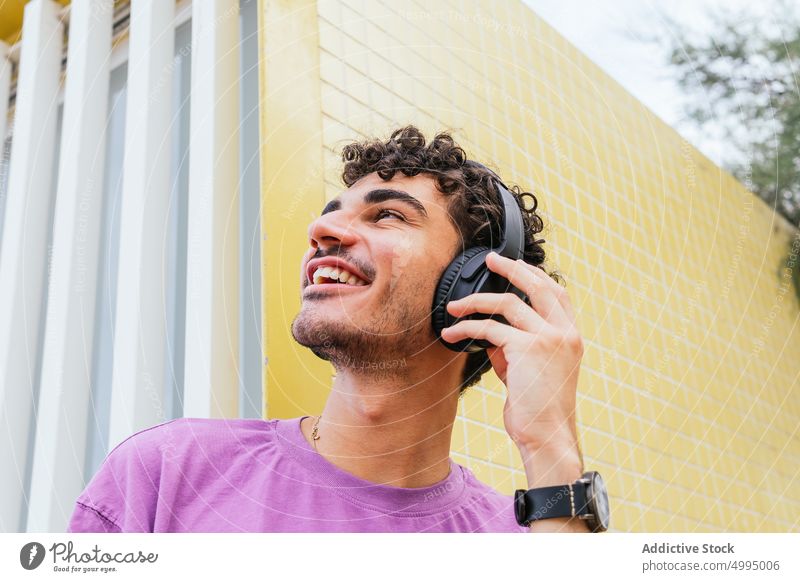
{"left": 306, "top": 257, "right": 371, "bottom": 286}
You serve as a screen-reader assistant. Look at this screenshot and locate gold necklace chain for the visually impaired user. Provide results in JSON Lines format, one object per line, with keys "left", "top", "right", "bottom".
{"left": 311, "top": 415, "right": 321, "bottom": 452}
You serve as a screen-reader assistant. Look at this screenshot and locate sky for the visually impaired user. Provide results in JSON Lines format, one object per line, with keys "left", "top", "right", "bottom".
{"left": 521, "top": 0, "right": 793, "bottom": 169}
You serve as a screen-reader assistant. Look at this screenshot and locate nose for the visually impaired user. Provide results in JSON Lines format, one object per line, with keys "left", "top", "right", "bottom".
{"left": 307, "top": 208, "right": 359, "bottom": 252}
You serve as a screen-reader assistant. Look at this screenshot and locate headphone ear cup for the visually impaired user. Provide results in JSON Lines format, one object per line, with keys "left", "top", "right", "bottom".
{"left": 432, "top": 246, "right": 490, "bottom": 352}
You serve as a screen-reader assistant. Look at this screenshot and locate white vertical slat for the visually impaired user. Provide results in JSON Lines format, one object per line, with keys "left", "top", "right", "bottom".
{"left": 238, "top": 0, "right": 263, "bottom": 419}
{"left": 0, "top": 41, "right": 11, "bottom": 247}
{"left": 183, "top": 0, "right": 240, "bottom": 418}
{"left": 0, "top": 41, "right": 10, "bottom": 143}
{"left": 26, "top": 0, "right": 113, "bottom": 533}
{"left": 107, "top": 0, "right": 175, "bottom": 449}
{"left": 0, "top": 0, "right": 63, "bottom": 533}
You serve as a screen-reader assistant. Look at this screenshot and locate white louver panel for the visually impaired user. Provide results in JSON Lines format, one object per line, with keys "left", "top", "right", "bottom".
{"left": 0, "top": 0, "right": 63, "bottom": 533}
{"left": 27, "top": 0, "right": 114, "bottom": 533}
{"left": 107, "top": 0, "right": 176, "bottom": 449}
{"left": 183, "top": 0, "right": 240, "bottom": 418}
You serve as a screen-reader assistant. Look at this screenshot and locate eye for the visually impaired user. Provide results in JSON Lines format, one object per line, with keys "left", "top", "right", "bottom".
{"left": 375, "top": 208, "right": 407, "bottom": 221}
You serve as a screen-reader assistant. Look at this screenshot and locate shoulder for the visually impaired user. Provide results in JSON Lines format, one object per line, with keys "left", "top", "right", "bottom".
{"left": 72, "top": 418, "right": 279, "bottom": 530}
{"left": 111, "top": 417, "right": 278, "bottom": 462}
{"left": 111, "top": 417, "right": 279, "bottom": 486}
{"left": 94, "top": 418, "right": 274, "bottom": 475}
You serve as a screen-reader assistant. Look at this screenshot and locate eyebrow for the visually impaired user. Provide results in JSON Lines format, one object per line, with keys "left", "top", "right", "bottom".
{"left": 321, "top": 188, "right": 429, "bottom": 219}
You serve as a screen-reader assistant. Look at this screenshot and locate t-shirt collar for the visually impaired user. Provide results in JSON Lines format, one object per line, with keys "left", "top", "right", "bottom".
{"left": 276, "top": 416, "right": 466, "bottom": 514}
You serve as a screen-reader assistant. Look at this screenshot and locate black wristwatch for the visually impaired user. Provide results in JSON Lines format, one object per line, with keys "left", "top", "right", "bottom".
{"left": 514, "top": 471, "right": 610, "bottom": 532}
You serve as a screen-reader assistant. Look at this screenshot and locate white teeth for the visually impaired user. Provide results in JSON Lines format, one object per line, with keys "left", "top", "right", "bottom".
{"left": 312, "top": 265, "right": 366, "bottom": 286}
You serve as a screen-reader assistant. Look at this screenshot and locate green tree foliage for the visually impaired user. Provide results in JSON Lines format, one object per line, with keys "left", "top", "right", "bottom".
{"left": 665, "top": 7, "right": 800, "bottom": 228}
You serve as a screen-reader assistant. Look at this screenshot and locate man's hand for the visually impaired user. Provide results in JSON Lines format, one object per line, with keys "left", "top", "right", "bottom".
{"left": 441, "top": 251, "right": 584, "bottom": 448}
{"left": 441, "top": 251, "right": 589, "bottom": 532}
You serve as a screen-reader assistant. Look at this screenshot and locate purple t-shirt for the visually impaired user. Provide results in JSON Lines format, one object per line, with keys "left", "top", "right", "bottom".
{"left": 67, "top": 416, "right": 528, "bottom": 533}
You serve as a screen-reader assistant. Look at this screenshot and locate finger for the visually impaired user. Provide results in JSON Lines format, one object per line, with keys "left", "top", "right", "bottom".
{"left": 447, "top": 292, "right": 546, "bottom": 333}
{"left": 440, "top": 317, "right": 528, "bottom": 348}
{"left": 485, "top": 252, "right": 571, "bottom": 328}
{"left": 516, "top": 261, "right": 578, "bottom": 325}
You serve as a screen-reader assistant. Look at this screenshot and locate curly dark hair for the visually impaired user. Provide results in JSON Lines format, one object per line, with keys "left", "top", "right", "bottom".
{"left": 341, "top": 125, "right": 562, "bottom": 397}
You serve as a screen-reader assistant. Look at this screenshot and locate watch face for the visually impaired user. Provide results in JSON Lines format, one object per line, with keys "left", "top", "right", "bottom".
{"left": 587, "top": 472, "right": 610, "bottom": 532}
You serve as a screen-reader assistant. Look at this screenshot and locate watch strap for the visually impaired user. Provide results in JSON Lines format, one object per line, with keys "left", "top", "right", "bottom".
{"left": 515, "top": 481, "right": 590, "bottom": 525}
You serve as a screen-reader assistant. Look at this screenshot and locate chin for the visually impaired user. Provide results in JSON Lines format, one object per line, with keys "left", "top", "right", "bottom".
{"left": 291, "top": 311, "right": 327, "bottom": 348}
{"left": 291, "top": 310, "right": 352, "bottom": 351}
{"left": 291, "top": 311, "right": 404, "bottom": 369}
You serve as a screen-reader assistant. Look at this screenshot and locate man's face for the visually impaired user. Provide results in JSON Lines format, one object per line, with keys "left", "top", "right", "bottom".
{"left": 291, "top": 172, "right": 464, "bottom": 370}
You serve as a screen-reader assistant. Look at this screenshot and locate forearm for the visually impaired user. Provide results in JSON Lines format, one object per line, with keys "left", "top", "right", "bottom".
{"left": 517, "top": 423, "right": 591, "bottom": 533}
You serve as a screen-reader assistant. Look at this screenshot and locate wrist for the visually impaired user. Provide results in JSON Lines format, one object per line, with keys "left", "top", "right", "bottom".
{"left": 517, "top": 433, "right": 584, "bottom": 489}
{"left": 510, "top": 412, "right": 578, "bottom": 450}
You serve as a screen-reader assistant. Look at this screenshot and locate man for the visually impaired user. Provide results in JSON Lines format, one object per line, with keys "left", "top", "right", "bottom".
{"left": 68, "top": 126, "right": 590, "bottom": 533}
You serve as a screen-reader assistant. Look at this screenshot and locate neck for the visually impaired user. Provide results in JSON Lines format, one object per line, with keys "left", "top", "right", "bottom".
{"left": 302, "top": 353, "right": 464, "bottom": 488}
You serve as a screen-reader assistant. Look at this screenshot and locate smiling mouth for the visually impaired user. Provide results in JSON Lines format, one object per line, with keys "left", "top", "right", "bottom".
{"left": 308, "top": 264, "right": 371, "bottom": 287}
{"left": 303, "top": 264, "right": 370, "bottom": 299}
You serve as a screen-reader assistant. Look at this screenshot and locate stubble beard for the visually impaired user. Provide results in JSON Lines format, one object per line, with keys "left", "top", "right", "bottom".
{"left": 291, "top": 282, "right": 434, "bottom": 378}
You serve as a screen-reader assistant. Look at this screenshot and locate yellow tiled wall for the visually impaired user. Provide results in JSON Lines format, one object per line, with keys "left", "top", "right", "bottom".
{"left": 260, "top": 0, "right": 800, "bottom": 531}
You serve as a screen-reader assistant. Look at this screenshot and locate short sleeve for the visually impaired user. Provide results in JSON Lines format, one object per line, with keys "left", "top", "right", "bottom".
{"left": 66, "top": 421, "right": 178, "bottom": 533}
{"left": 67, "top": 502, "right": 122, "bottom": 533}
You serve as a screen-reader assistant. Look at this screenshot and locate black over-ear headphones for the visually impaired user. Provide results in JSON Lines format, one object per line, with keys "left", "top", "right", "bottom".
{"left": 431, "top": 163, "right": 530, "bottom": 352}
